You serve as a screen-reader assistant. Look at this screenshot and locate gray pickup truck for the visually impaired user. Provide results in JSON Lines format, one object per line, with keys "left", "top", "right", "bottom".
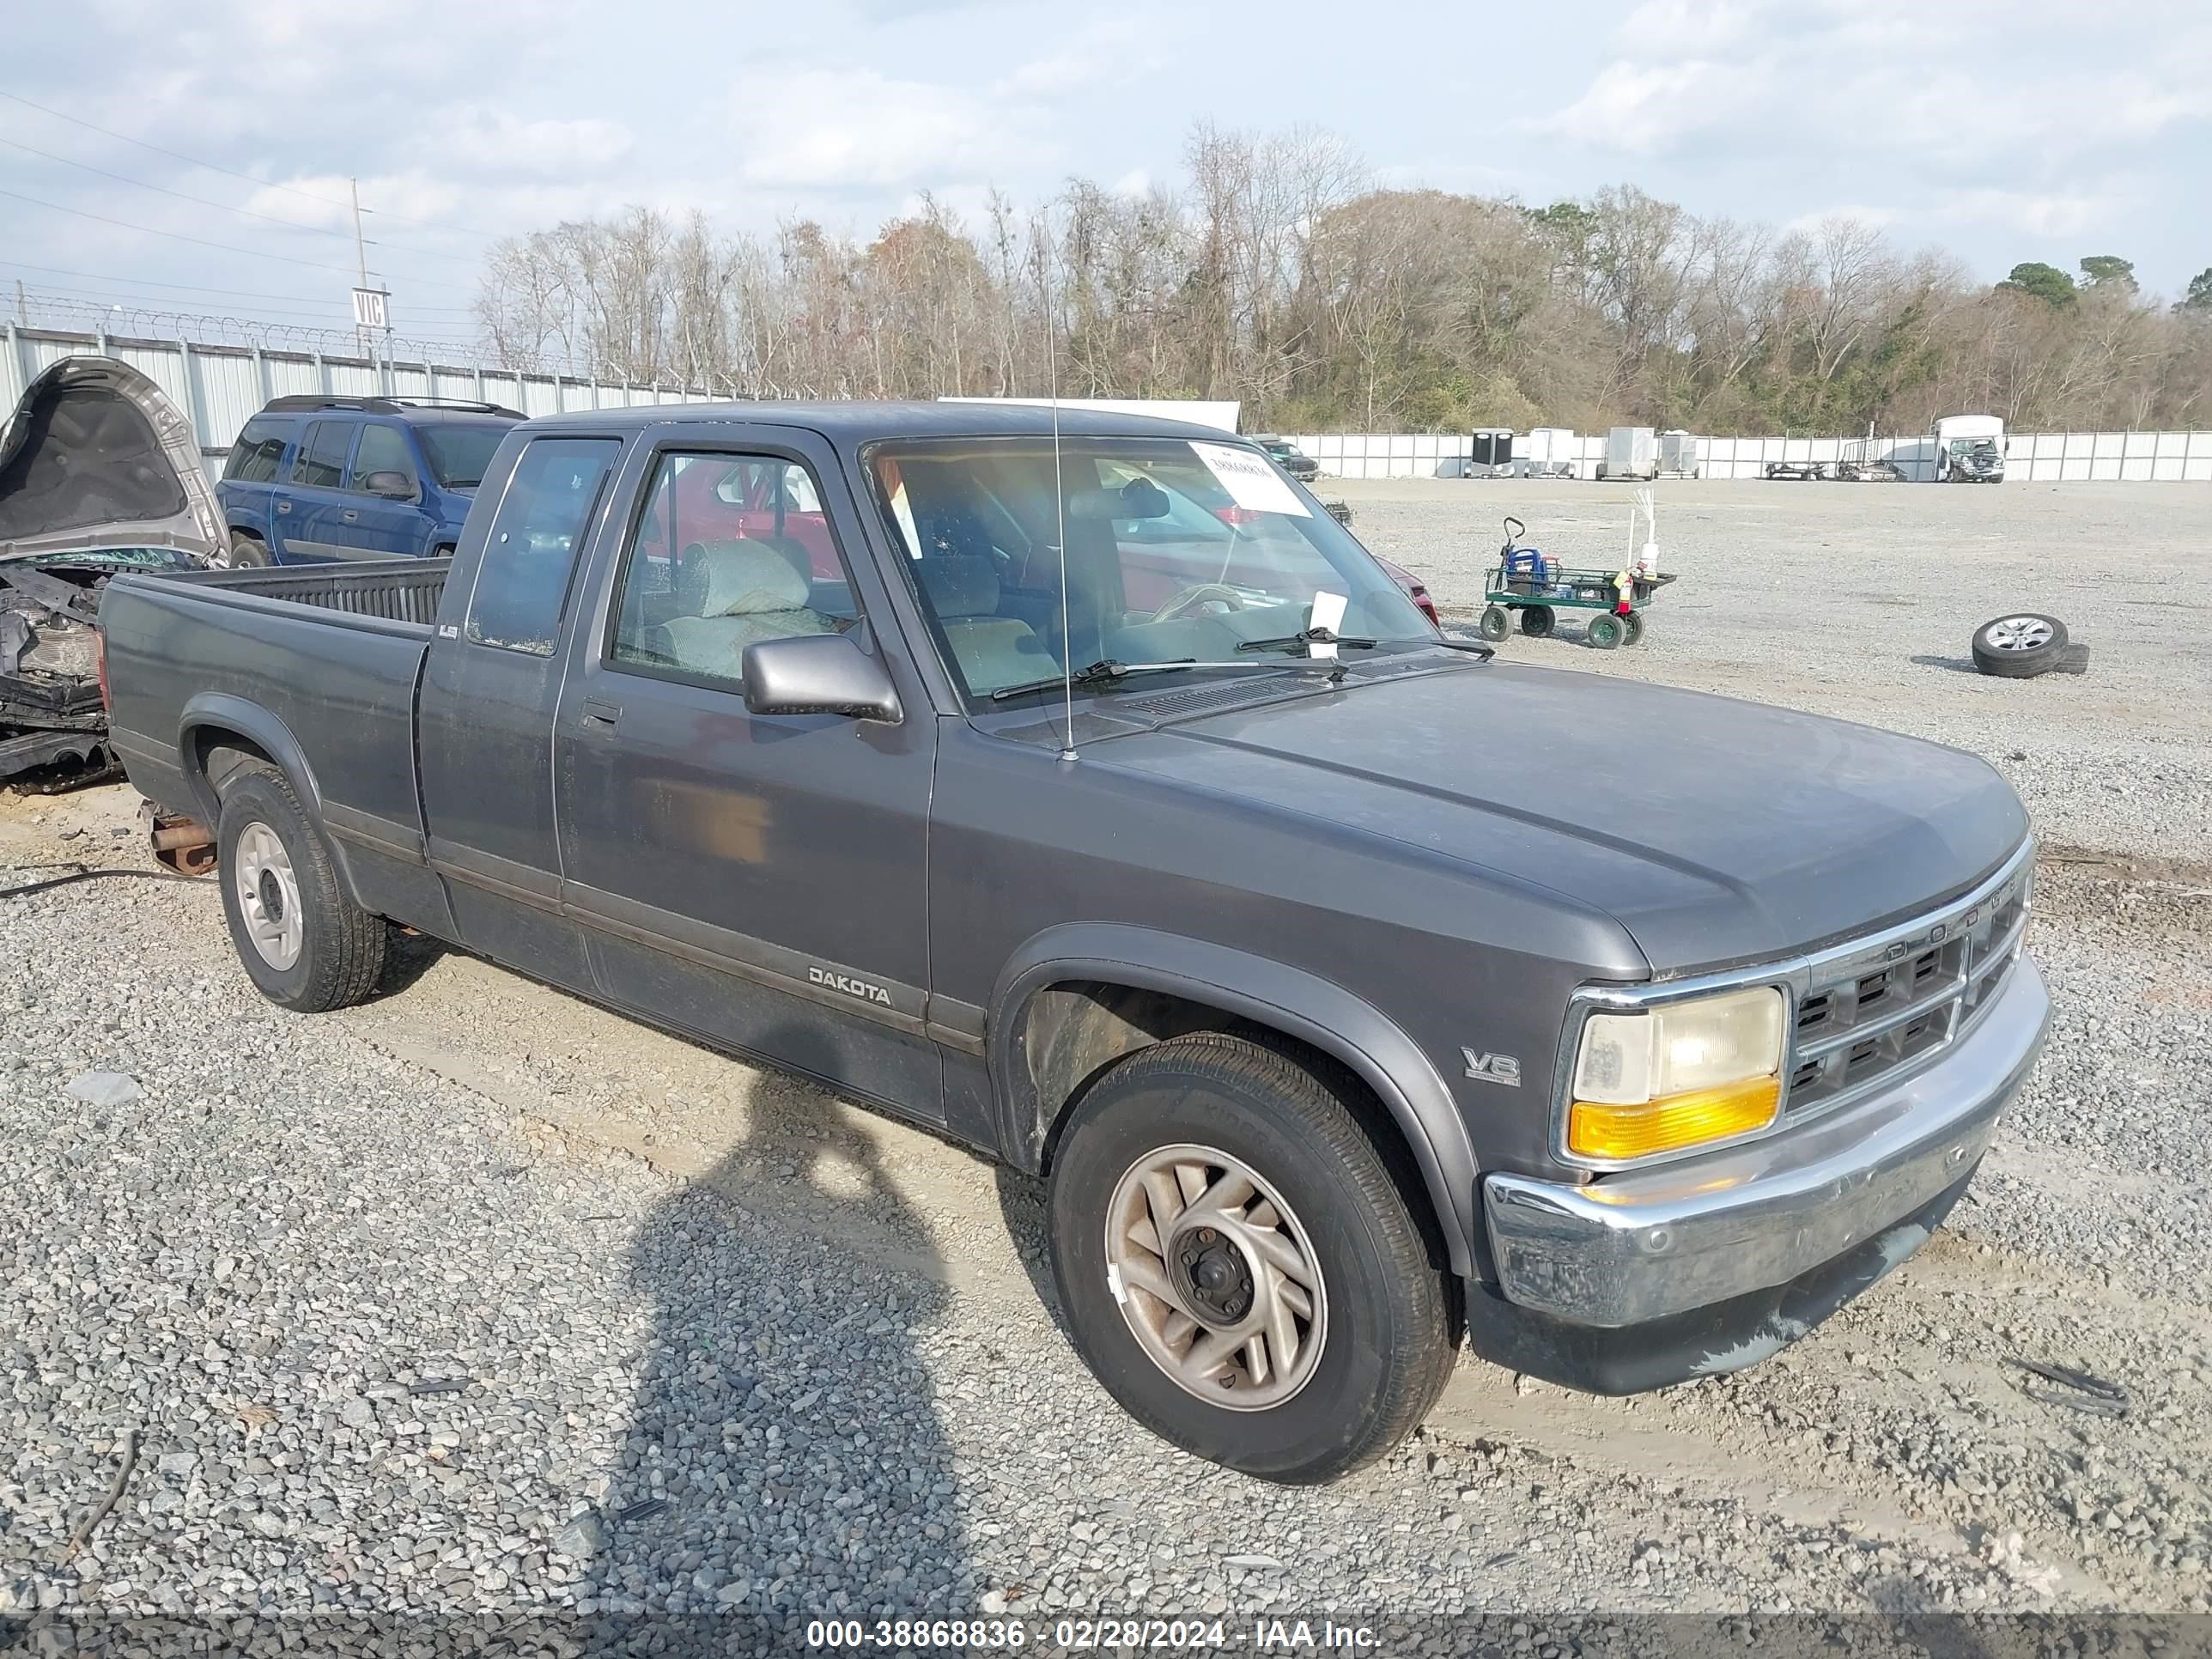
{"left": 100, "top": 403, "right": 2049, "bottom": 1484}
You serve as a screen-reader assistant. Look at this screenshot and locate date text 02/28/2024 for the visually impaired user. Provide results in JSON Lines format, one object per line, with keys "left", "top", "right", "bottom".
{"left": 805, "top": 1618, "right": 1383, "bottom": 1650}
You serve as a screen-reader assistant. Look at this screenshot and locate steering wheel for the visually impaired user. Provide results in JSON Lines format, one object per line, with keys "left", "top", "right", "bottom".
{"left": 1149, "top": 583, "right": 1248, "bottom": 623}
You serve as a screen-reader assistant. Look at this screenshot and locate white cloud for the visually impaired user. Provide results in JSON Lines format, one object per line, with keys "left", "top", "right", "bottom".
{"left": 429, "top": 112, "right": 636, "bottom": 179}
{"left": 734, "top": 69, "right": 1031, "bottom": 191}
{"left": 1933, "top": 188, "right": 2123, "bottom": 240}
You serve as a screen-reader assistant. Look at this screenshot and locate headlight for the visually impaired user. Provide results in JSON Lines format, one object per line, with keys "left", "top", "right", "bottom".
{"left": 1567, "top": 985, "right": 1785, "bottom": 1162}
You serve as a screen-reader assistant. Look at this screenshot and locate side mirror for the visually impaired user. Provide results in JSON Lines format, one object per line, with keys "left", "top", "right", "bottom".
{"left": 740, "top": 632, "right": 902, "bottom": 722}
{"left": 363, "top": 470, "right": 416, "bottom": 501}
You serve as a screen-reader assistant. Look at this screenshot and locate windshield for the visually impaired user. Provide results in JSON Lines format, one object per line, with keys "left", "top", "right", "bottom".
{"left": 416, "top": 422, "right": 513, "bottom": 489}
{"left": 867, "top": 436, "right": 1432, "bottom": 704}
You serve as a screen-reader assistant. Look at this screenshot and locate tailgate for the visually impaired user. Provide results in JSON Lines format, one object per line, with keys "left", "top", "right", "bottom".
{"left": 100, "top": 568, "right": 436, "bottom": 848}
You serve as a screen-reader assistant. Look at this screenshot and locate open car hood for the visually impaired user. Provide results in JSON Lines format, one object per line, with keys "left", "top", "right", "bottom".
{"left": 0, "top": 356, "right": 222, "bottom": 564}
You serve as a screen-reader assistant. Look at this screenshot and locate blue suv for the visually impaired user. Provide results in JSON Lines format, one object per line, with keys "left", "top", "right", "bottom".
{"left": 216, "top": 396, "right": 521, "bottom": 566}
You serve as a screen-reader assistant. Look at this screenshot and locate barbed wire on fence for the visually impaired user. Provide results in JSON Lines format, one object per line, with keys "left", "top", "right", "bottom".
{"left": 10, "top": 293, "right": 496, "bottom": 368}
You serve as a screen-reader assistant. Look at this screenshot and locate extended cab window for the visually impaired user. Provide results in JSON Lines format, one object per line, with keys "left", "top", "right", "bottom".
{"left": 293, "top": 421, "right": 352, "bottom": 489}
{"left": 465, "top": 437, "right": 619, "bottom": 656}
{"left": 349, "top": 423, "right": 416, "bottom": 495}
{"left": 606, "top": 452, "right": 858, "bottom": 688}
{"left": 223, "top": 418, "right": 289, "bottom": 483}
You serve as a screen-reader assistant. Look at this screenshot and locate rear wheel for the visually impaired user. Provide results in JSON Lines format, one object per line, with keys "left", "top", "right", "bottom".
{"left": 216, "top": 763, "right": 386, "bottom": 1012}
{"left": 1048, "top": 1033, "right": 1457, "bottom": 1485}
{"left": 225, "top": 533, "right": 271, "bottom": 569}
{"left": 1588, "top": 613, "right": 1624, "bottom": 650}
{"left": 1622, "top": 611, "right": 1645, "bottom": 647}
{"left": 1478, "top": 605, "right": 1509, "bottom": 641}
{"left": 1518, "top": 605, "right": 1554, "bottom": 639}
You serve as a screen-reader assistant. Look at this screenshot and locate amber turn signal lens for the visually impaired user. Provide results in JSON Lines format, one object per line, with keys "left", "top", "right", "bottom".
{"left": 1567, "top": 1074, "right": 1781, "bottom": 1162}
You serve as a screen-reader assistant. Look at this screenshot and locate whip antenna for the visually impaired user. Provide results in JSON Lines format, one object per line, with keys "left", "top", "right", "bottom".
{"left": 1043, "top": 210, "right": 1075, "bottom": 761}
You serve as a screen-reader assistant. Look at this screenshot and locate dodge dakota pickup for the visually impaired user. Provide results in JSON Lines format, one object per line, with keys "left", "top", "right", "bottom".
{"left": 99, "top": 402, "right": 2049, "bottom": 1483}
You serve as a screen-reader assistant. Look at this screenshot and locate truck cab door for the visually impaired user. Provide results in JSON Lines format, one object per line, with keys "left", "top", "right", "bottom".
{"left": 416, "top": 432, "right": 625, "bottom": 988}
{"left": 550, "top": 428, "right": 942, "bottom": 1120}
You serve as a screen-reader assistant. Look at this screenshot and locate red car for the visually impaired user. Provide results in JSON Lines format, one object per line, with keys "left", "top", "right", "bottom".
{"left": 1376, "top": 555, "right": 1438, "bottom": 627}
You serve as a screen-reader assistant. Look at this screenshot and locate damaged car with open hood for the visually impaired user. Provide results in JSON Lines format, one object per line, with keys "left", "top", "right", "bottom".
{"left": 0, "top": 356, "right": 221, "bottom": 790}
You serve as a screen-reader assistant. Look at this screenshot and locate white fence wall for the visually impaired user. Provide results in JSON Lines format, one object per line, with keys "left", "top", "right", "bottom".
{"left": 2, "top": 325, "right": 729, "bottom": 478}
{"left": 9, "top": 325, "right": 2208, "bottom": 489}
{"left": 1291, "top": 430, "right": 2212, "bottom": 483}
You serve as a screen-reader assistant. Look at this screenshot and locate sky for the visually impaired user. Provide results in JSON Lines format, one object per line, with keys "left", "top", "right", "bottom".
{"left": 3, "top": 0, "right": 2209, "bottom": 356}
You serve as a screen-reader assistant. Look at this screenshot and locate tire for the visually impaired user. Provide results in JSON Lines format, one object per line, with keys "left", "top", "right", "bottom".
{"left": 1971, "top": 613, "right": 2069, "bottom": 678}
{"left": 216, "top": 763, "right": 386, "bottom": 1012}
{"left": 226, "top": 533, "right": 271, "bottom": 569}
{"left": 1478, "top": 605, "right": 1509, "bottom": 641}
{"left": 1048, "top": 1033, "right": 1458, "bottom": 1485}
{"left": 1622, "top": 611, "right": 1645, "bottom": 647}
{"left": 1588, "top": 614, "right": 1624, "bottom": 650}
{"left": 1518, "top": 605, "right": 1554, "bottom": 639}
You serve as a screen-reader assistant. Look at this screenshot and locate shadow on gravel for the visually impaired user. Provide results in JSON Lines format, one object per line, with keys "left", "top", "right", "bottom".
{"left": 991, "top": 1164, "right": 1070, "bottom": 1344}
{"left": 1909, "top": 653, "right": 1983, "bottom": 675}
{"left": 367, "top": 929, "right": 452, "bottom": 1001}
{"left": 575, "top": 1020, "right": 972, "bottom": 1652}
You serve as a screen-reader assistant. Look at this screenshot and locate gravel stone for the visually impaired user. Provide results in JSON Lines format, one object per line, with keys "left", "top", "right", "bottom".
{"left": 63, "top": 1070, "right": 140, "bottom": 1106}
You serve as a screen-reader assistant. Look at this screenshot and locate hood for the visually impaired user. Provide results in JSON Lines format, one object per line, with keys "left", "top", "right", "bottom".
{"left": 1090, "top": 662, "right": 2028, "bottom": 974}
{"left": 0, "top": 356, "right": 222, "bottom": 564}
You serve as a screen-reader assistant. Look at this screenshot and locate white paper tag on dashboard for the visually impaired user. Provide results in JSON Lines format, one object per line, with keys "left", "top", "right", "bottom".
{"left": 1308, "top": 590, "right": 1347, "bottom": 659}
{"left": 1190, "top": 441, "right": 1311, "bottom": 517}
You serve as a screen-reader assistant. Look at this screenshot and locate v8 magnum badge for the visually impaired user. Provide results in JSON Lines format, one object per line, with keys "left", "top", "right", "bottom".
{"left": 1462, "top": 1048, "right": 1522, "bottom": 1087}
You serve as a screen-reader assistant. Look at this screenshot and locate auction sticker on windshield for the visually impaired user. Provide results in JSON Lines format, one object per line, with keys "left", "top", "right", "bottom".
{"left": 1190, "top": 441, "right": 1310, "bottom": 517}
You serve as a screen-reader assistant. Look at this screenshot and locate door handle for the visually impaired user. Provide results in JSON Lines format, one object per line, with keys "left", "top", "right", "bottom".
{"left": 580, "top": 697, "right": 622, "bottom": 727}
{"left": 342, "top": 508, "right": 359, "bottom": 522}
{"left": 276, "top": 501, "right": 292, "bottom": 514}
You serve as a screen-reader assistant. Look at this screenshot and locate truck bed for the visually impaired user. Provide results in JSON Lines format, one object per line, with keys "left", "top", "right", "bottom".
{"left": 99, "top": 560, "right": 443, "bottom": 872}
{"left": 166, "top": 558, "right": 451, "bottom": 628}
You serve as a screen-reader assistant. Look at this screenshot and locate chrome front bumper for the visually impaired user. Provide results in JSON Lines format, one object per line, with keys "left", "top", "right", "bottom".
{"left": 1483, "top": 954, "right": 2049, "bottom": 1328}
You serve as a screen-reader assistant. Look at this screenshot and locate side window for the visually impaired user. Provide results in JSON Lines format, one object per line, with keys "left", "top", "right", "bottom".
{"left": 223, "top": 418, "right": 289, "bottom": 483}
{"left": 349, "top": 424, "right": 416, "bottom": 494}
{"left": 465, "top": 437, "right": 619, "bottom": 656}
{"left": 608, "top": 452, "right": 857, "bottom": 687}
{"left": 292, "top": 421, "right": 351, "bottom": 489}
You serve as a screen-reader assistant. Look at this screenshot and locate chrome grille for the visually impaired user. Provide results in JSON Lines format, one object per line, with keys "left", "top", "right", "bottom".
{"left": 1782, "top": 853, "right": 2032, "bottom": 1118}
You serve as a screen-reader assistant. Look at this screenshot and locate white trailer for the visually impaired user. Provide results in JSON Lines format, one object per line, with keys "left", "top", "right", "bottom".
{"left": 1656, "top": 430, "right": 1702, "bottom": 478}
{"left": 1468, "top": 428, "right": 1514, "bottom": 477}
{"left": 1597, "top": 426, "right": 1657, "bottom": 481}
{"left": 1931, "top": 414, "right": 2007, "bottom": 483}
{"left": 1520, "top": 428, "right": 1579, "bottom": 478}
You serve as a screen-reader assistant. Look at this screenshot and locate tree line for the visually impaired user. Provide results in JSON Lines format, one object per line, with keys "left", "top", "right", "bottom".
{"left": 473, "top": 124, "right": 2212, "bottom": 435}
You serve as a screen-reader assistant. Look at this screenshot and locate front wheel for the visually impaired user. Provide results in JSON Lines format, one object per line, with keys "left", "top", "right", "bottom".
{"left": 1588, "top": 613, "right": 1625, "bottom": 649}
{"left": 216, "top": 763, "right": 387, "bottom": 1012}
{"left": 1518, "top": 605, "right": 1555, "bottom": 639}
{"left": 1048, "top": 1034, "right": 1457, "bottom": 1485}
{"left": 1478, "top": 605, "right": 1509, "bottom": 641}
{"left": 1622, "top": 610, "right": 1645, "bottom": 646}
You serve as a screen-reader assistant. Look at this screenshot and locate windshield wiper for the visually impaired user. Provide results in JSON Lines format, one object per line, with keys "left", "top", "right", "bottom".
{"left": 1236, "top": 627, "right": 1377, "bottom": 654}
{"left": 988, "top": 659, "right": 1300, "bottom": 702}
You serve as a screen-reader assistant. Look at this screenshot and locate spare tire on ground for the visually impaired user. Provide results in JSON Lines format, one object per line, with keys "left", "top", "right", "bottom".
{"left": 1972, "top": 614, "right": 2069, "bottom": 678}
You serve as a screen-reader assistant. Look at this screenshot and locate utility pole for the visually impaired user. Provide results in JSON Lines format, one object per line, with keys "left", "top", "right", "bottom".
{"left": 14, "top": 279, "right": 25, "bottom": 328}
{"left": 350, "top": 177, "right": 371, "bottom": 362}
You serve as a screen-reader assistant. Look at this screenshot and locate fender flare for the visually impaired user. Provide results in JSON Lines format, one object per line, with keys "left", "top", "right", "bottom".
{"left": 174, "top": 693, "right": 324, "bottom": 831}
{"left": 990, "top": 924, "right": 1481, "bottom": 1277}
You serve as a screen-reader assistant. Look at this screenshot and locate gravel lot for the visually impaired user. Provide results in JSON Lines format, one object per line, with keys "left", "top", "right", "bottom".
{"left": 3, "top": 479, "right": 2209, "bottom": 1650}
